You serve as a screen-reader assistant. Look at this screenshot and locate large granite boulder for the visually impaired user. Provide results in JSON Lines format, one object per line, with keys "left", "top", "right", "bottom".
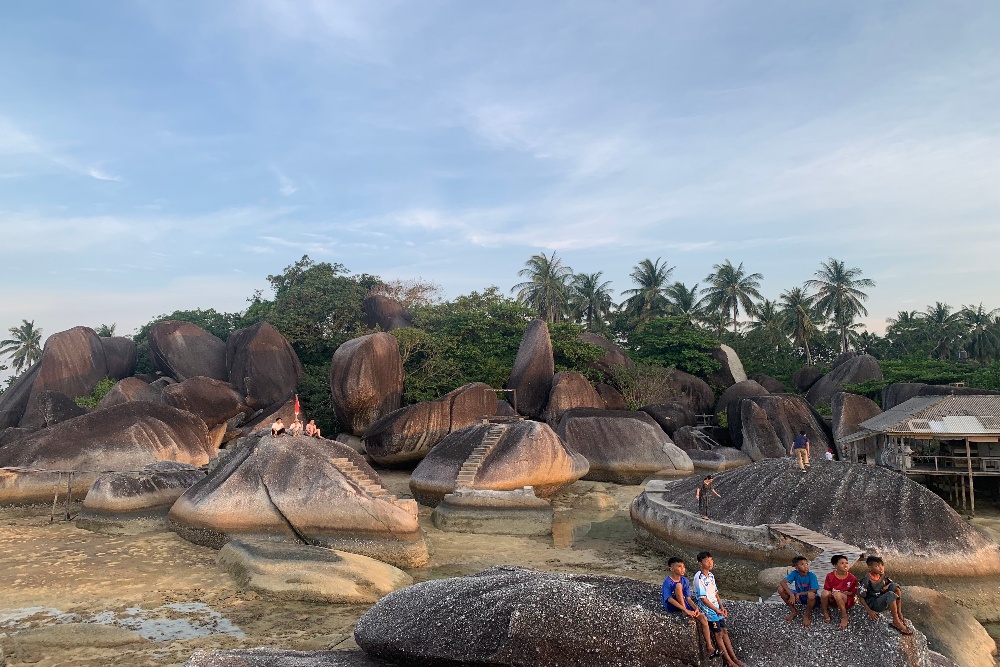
{"left": 663, "top": 369, "right": 715, "bottom": 415}
{"left": 101, "top": 336, "right": 138, "bottom": 380}
{"left": 362, "top": 295, "right": 413, "bottom": 332}
{"left": 707, "top": 343, "right": 747, "bottom": 388}
{"left": 750, "top": 373, "right": 786, "bottom": 393}
{"left": 97, "top": 377, "right": 164, "bottom": 409}
{"left": 639, "top": 402, "right": 696, "bottom": 438}
{"left": 217, "top": 539, "right": 412, "bottom": 604}
{"left": 556, "top": 408, "right": 693, "bottom": 484}
{"left": 364, "top": 383, "right": 497, "bottom": 466}
{"left": 831, "top": 392, "right": 882, "bottom": 461}
{"left": 148, "top": 321, "right": 228, "bottom": 382}
{"left": 329, "top": 333, "right": 404, "bottom": 436}
{"left": 185, "top": 649, "right": 389, "bottom": 667}
{"left": 633, "top": 458, "right": 1000, "bottom": 576}
{"left": 20, "top": 326, "right": 108, "bottom": 428}
{"left": 905, "top": 585, "right": 997, "bottom": 667}
{"left": 506, "top": 319, "right": 554, "bottom": 419}
{"left": 76, "top": 461, "right": 206, "bottom": 534}
{"left": 685, "top": 446, "right": 753, "bottom": 472}
{"left": 26, "top": 390, "right": 88, "bottom": 427}
{"left": 354, "top": 566, "right": 704, "bottom": 667}
{"left": 579, "top": 332, "right": 633, "bottom": 377}
{"left": 409, "top": 420, "right": 589, "bottom": 507}
{"left": 832, "top": 350, "right": 857, "bottom": 368}
{"left": 595, "top": 383, "right": 628, "bottom": 410}
{"left": 791, "top": 366, "right": 824, "bottom": 393}
{"left": 735, "top": 394, "right": 832, "bottom": 455}
{"left": 0, "top": 402, "right": 215, "bottom": 504}
{"left": 168, "top": 435, "right": 427, "bottom": 568}
{"left": 0, "top": 362, "right": 41, "bottom": 429}
{"left": 807, "top": 354, "right": 883, "bottom": 408}
{"left": 715, "top": 379, "right": 769, "bottom": 440}
{"left": 162, "top": 376, "right": 249, "bottom": 428}
{"left": 542, "top": 371, "right": 603, "bottom": 425}
{"left": 225, "top": 322, "right": 303, "bottom": 410}
{"left": 738, "top": 401, "right": 788, "bottom": 461}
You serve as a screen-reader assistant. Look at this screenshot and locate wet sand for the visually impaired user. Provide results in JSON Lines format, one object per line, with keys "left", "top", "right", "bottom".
{"left": 1, "top": 473, "right": 998, "bottom": 666}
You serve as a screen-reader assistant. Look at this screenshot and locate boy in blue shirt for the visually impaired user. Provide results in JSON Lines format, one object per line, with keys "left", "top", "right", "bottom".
{"left": 662, "top": 556, "right": 715, "bottom": 658}
{"left": 778, "top": 555, "right": 819, "bottom": 626}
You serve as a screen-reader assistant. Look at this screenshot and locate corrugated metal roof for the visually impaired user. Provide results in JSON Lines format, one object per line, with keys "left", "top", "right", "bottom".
{"left": 855, "top": 394, "right": 1000, "bottom": 437}
{"left": 857, "top": 396, "right": 944, "bottom": 432}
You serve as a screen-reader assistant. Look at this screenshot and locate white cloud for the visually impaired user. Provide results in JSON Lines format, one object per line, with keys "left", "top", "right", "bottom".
{"left": 272, "top": 167, "right": 298, "bottom": 196}
{"left": 86, "top": 165, "right": 122, "bottom": 182}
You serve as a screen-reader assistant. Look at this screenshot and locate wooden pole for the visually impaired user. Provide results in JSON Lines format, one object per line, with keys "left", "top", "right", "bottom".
{"left": 966, "top": 438, "right": 976, "bottom": 517}
{"left": 64, "top": 472, "right": 73, "bottom": 520}
{"left": 960, "top": 474, "right": 966, "bottom": 510}
{"left": 50, "top": 472, "right": 61, "bottom": 524}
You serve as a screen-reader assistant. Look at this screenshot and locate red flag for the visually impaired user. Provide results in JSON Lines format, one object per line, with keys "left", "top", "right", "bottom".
{"left": 294, "top": 394, "right": 300, "bottom": 415}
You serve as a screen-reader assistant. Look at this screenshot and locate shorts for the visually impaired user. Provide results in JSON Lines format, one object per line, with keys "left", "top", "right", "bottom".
{"left": 866, "top": 585, "right": 900, "bottom": 612}
{"left": 794, "top": 592, "right": 814, "bottom": 605}
{"left": 707, "top": 618, "right": 727, "bottom": 633}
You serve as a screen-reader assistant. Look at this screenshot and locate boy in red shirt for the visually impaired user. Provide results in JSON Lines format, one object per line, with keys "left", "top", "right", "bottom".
{"left": 821, "top": 554, "right": 859, "bottom": 630}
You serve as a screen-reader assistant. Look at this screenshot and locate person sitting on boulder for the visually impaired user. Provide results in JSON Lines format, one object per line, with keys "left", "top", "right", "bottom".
{"left": 821, "top": 554, "right": 859, "bottom": 630}
{"left": 791, "top": 430, "right": 811, "bottom": 472}
{"left": 857, "top": 555, "right": 911, "bottom": 635}
{"left": 271, "top": 418, "right": 286, "bottom": 437}
{"left": 288, "top": 419, "right": 303, "bottom": 436}
{"left": 662, "top": 556, "right": 716, "bottom": 658}
{"left": 693, "top": 552, "right": 746, "bottom": 667}
{"left": 778, "top": 556, "right": 818, "bottom": 626}
{"left": 305, "top": 419, "right": 322, "bottom": 438}
{"left": 696, "top": 475, "right": 722, "bottom": 520}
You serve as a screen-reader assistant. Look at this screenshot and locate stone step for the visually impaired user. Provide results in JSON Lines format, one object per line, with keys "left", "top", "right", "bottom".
{"left": 331, "top": 458, "right": 351, "bottom": 464}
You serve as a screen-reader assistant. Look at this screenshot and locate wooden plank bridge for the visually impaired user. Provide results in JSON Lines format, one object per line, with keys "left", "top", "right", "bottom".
{"left": 764, "top": 523, "right": 863, "bottom": 603}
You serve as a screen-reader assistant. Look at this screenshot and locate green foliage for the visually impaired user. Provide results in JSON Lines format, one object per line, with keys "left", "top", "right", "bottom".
{"left": 94, "top": 323, "right": 117, "bottom": 337}
{"left": 74, "top": 377, "right": 116, "bottom": 408}
{"left": 1, "top": 319, "right": 44, "bottom": 373}
{"left": 298, "top": 363, "right": 338, "bottom": 435}
{"left": 724, "top": 329, "right": 800, "bottom": 387}
{"left": 971, "top": 361, "right": 1000, "bottom": 391}
{"left": 610, "top": 363, "right": 680, "bottom": 410}
{"left": 715, "top": 411, "right": 728, "bottom": 428}
{"left": 549, "top": 322, "right": 606, "bottom": 380}
{"left": 814, "top": 404, "right": 832, "bottom": 416}
{"left": 628, "top": 316, "right": 720, "bottom": 378}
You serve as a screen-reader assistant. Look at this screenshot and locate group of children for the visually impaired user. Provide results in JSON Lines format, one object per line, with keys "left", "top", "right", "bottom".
{"left": 662, "top": 552, "right": 911, "bottom": 666}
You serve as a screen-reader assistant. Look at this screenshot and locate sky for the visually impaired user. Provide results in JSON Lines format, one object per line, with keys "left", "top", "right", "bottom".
{"left": 1, "top": 0, "right": 998, "bottom": 354}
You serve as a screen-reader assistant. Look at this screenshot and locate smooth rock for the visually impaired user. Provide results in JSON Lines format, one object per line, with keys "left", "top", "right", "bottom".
{"left": 905, "top": 585, "right": 997, "bottom": 667}
{"left": 506, "top": 319, "right": 554, "bottom": 419}
{"left": 162, "top": 376, "right": 249, "bottom": 428}
{"left": 541, "top": 371, "right": 604, "bottom": 425}
{"left": 750, "top": 373, "right": 786, "bottom": 393}
{"left": 431, "top": 487, "right": 554, "bottom": 536}
{"left": 708, "top": 343, "right": 748, "bottom": 388}
{"left": 0, "top": 361, "right": 41, "bottom": 429}
{"left": 807, "top": 354, "right": 883, "bottom": 408}
{"left": 738, "top": 401, "right": 788, "bottom": 461}
{"left": 329, "top": 333, "right": 404, "bottom": 436}
{"left": 791, "top": 366, "right": 824, "bottom": 393}
{"left": 831, "top": 392, "right": 882, "bottom": 461}
{"left": 148, "top": 321, "right": 229, "bottom": 382}
{"left": 594, "top": 382, "right": 628, "bottom": 410}
{"left": 687, "top": 446, "right": 753, "bottom": 472}
{"left": 101, "top": 336, "right": 139, "bottom": 380}
{"left": 663, "top": 369, "right": 715, "bottom": 414}
{"left": 736, "top": 394, "right": 833, "bottom": 455}
{"left": 185, "top": 649, "right": 389, "bottom": 667}
{"left": 226, "top": 322, "right": 303, "bottom": 410}
{"left": 97, "top": 377, "right": 163, "bottom": 409}
{"left": 30, "top": 390, "right": 88, "bottom": 427}
{"left": 20, "top": 326, "right": 108, "bottom": 428}
{"left": 639, "top": 402, "right": 696, "bottom": 438}
{"left": 579, "top": 332, "right": 633, "bottom": 378}
{"left": 715, "top": 379, "right": 769, "bottom": 441}
{"left": 362, "top": 295, "right": 413, "bottom": 331}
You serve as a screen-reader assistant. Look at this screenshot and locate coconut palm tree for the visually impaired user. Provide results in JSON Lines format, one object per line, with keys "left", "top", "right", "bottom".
{"left": 748, "top": 299, "right": 788, "bottom": 349}
{"left": 780, "top": 287, "right": 819, "bottom": 366}
{"left": 664, "top": 282, "right": 707, "bottom": 325}
{"left": 569, "top": 272, "right": 614, "bottom": 332}
{"left": 702, "top": 260, "right": 764, "bottom": 336}
{"left": 805, "top": 258, "right": 875, "bottom": 354}
{"left": 960, "top": 304, "right": 1000, "bottom": 361}
{"left": 0, "top": 320, "right": 44, "bottom": 373}
{"left": 921, "top": 302, "right": 964, "bottom": 359}
{"left": 511, "top": 252, "right": 574, "bottom": 323}
{"left": 620, "top": 258, "right": 674, "bottom": 324}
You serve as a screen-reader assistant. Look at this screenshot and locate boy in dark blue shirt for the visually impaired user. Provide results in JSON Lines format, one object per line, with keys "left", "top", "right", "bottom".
{"left": 662, "top": 556, "right": 716, "bottom": 658}
{"left": 778, "top": 556, "right": 819, "bottom": 626}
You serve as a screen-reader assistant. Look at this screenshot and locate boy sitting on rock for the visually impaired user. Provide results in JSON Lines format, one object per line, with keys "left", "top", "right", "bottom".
{"left": 693, "top": 551, "right": 747, "bottom": 667}
{"left": 662, "top": 556, "right": 715, "bottom": 658}
{"left": 821, "top": 554, "right": 859, "bottom": 630}
{"left": 777, "top": 555, "right": 818, "bottom": 626}
{"left": 857, "top": 555, "right": 912, "bottom": 635}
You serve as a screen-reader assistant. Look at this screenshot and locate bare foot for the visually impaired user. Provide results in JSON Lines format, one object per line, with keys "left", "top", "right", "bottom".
{"left": 891, "top": 620, "right": 913, "bottom": 635}
{"left": 823, "top": 613, "right": 832, "bottom": 623}
{"left": 803, "top": 615, "right": 811, "bottom": 628}
{"left": 700, "top": 515, "right": 710, "bottom": 520}
{"left": 838, "top": 618, "right": 849, "bottom": 630}
{"left": 784, "top": 609, "right": 798, "bottom": 622}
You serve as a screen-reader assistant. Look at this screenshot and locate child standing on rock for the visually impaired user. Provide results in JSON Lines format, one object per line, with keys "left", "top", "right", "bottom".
{"left": 696, "top": 475, "right": 722, "bottom": 520}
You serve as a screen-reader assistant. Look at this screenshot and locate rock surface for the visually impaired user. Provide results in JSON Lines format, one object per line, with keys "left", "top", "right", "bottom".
{"left": 97, "top": 377, "right": 164, "bottom": 409}
{"left": 101, "top": 336, "right": 139, "bottom": 380}
{"left": 148, "top": 321, "right": 229, "bottom": 382}
{"left": 715, "top": 379, "right": 769, "bottom": 439}
{"left": 831, "top": 392, "right": 882, "bottom": 461}
{"left": 217, "top": 538, "right": 412, "bottom": 604}
{"left": 76, "top": 461, "right": 206, "bottom": 534}
{"left": 750, "top": 373, "right": 786, "bottom": 393}
{"left": 663, "top": 370, "right": 715, "bottom": 414}
{"left": 686, "top": 446, "right": 753, "bottom": 472}
{"left": 329, "top": 333, "right": 404, "bottom": 436}
{"left": 905, "top": 585, "right": 997, "bottom": 667}
{"left": 168, "top": 435, "right": 427, "bottom": 568}
{"left": 639, "top": 402, "right": 696, "bottom": 438}
{"left": 644, "top": 458, "right": 1000, "bottom": 575}
{"left": 579, "top": 332, "right": 633, "bottom": 377}
{"left": 807, "top": 354, "right": 883, "bottom": 407}
{"left": 226, "top": 322, "right": 303, "bottom": 410}
{"left": 735, "top": 394, "right": 833, "bottom": 455}
{"left": 542, "top": 371, "right": 604, "bottom": 425}
{"left": 738, "top": 401, "right": 788, "bottom": 461}
{"left": 20, "top": 326, "right": 108, "bottom": 428}
{"left": 362, "top": 295, "right": 413, "bottom": 331}
{"left": 594, "top": 383, "right": 628, "bottom": 410}
{"left": 28, "top": 390, "right": 88, "bottom": 427}
{"left": 185, "top": 649, "right": 389, "bottom": 667}
{"left": 0, "top": 402, "right": 215, "bottom": 504}
{"left": 506, "top": 319, "right": 554, "bottom": 419}
{"left": 0, "top": 361, "right": 41, "bottom": 429}
{"left": 162, "top": 376, "right": 249, "bottom": 428}
{"left": 363, "top": 383, "right": 497, "bottom": 466}
{"left": 708, "top": 343, "right": 747, "bottom": 388}
{"left": 791, "top": 366, "right": 824, "bottom": 393}
{"left": 556, "top": 408, "right": 693, "bottom": 484}
{"left": 354, "top": 566, "right": 704, "bottom": 667}
{"left": 409, "top": 420, "right": 589, "bottom": 507}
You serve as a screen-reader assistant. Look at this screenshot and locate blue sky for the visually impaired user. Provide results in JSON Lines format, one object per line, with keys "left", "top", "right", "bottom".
{"left": 1, "top": 1, "right": 998, "bottom": 350}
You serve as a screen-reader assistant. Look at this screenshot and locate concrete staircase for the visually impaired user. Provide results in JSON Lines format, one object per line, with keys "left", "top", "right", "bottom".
{"left": 331, "top": 457, "right": 415, "bottom": 513}
{"left": 456, "top": 423, "right": 508, "bottom": 489}
{"left": 765, "top": 523, "right": 863, "bottom": 603}
{"left": 690, "top": 427, "right": 723, "bottom": 449}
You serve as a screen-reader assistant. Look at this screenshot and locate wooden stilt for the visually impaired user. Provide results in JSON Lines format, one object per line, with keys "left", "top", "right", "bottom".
{"left": 50, "top": 472, "right": 62, "bottom": 524}
{"left": 64, "top": 472, "right": 73, "bottom": 520}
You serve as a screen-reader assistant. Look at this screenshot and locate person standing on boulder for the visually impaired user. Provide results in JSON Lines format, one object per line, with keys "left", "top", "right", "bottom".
{"left": 696, "top": 475, "right": 722, "bottom": 520}
{"left": 662, "top": 556, "right": 716, "bottom": 658}
{"left": 778, "top": 556, "right": 819, "bottom": 626}
{"left": 857, "top": 555, "right": 911, "bottom": 635}
{"left": 693, "top": 552, "right": 746, "bottom": 667}
{"left": 821, "top": 554, "right": 859, "bottom": 630}
{"left": 791, "top": 430, "right": 810, "bottom": 472}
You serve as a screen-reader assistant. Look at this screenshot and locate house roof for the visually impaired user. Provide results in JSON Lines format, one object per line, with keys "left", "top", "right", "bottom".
{"left": 837, "top": 395, "right": 1000, "bottom": 444}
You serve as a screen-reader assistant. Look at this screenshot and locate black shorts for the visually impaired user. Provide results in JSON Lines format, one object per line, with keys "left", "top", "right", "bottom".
{"left": 707, "top": 618, "right": 727, "bottom": 633}
{"left": 866, "top": 588, "right": 899, "bottom": 612}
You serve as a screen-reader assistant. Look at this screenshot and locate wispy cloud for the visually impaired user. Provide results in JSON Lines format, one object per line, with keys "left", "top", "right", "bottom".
{"left": 272, "top": 167, "right": 298, "bottom": 196}
{"left": 87, "top": 165, "right": 122, "bottom": 182}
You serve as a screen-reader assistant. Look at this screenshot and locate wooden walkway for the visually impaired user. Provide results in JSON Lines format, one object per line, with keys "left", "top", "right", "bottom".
{"left": 765, "top": 523, "right": 863, "bottom": 603}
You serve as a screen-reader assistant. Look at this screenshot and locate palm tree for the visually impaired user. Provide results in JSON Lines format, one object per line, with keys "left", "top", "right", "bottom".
{"left": 511, "top": 252, "right": 574, "bottom": 322}
{"left": 780, "top": 287, "right": 819, "bottom": 366}
{"left": 921, "top": 302, "right": 964, "bottom": 359}
{"left": 749, "top": 299, "right": 788, "bottom": 349}
{"left": 805, "top": 258, "right": 875, "bottom": 354}
{"left": 960, "top": 304, "right": 1000, "bottom": 361}
{"left": 664, "top": 282, "right": 706, "bottom": 325}
{"left": 0, "top": 320, "right": 44, "bottom": 373}
{"left": 702, "top": 260, "right": 764, "bottom": 335}
{"left": 620, "top": 258, "right": 674, "bottom": 324}
{"left": 885, "top": 310, "right": 923, "bottom": 356}
{"left": 569, "top": 272, "right": 614, "bottom": 332}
